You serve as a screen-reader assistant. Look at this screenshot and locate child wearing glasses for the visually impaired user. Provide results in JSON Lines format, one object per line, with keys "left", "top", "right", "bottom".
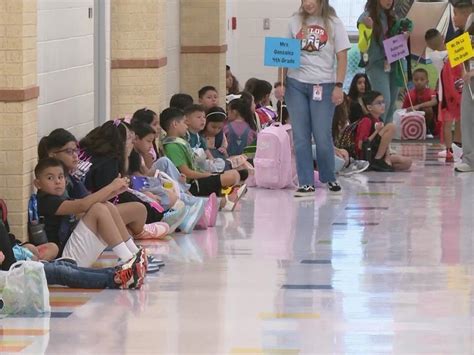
{"left": 355, "top": 91, "right": 412, "bottom": 172}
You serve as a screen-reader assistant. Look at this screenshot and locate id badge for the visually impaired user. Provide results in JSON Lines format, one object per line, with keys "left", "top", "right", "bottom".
{"left": 384, "top": 60, "right": 391, "bottom": 73}
{"left": 313, "top": 85, "right": 323, "bottom": 101}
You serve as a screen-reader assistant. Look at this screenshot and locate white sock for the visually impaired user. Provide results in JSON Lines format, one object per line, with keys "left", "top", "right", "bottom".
{"left": 112, "top": 242, "right": 134, "bottom": 262}
{"left": 125, "top": 237, "right": 140, "bottom": 253}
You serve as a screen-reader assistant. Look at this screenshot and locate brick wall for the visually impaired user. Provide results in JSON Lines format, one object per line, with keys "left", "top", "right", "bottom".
{"left": 110, "top": 0, "right": 167, "bottom": 118}
{"left": 0, "top": 0, "right": 39, "bottom": 241}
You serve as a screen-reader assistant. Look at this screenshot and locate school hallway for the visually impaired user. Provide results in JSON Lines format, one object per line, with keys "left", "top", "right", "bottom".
{"left": 3, "top": 142, "right": 474, "bottom": 354}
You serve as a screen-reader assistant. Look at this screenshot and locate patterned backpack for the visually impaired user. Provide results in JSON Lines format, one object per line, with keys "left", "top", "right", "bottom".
{"left": 334, "top": 120, "right": 361, "bottom": 158}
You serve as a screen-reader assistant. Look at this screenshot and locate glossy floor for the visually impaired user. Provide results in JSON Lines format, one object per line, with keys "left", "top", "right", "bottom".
{"left": 4, "top": 143, "right": 474, "bottom": 355}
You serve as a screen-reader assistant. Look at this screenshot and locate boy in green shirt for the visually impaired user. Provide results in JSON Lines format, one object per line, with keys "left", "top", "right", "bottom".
{"left": 161, "top": 108, "right": 247, "bottom": 211}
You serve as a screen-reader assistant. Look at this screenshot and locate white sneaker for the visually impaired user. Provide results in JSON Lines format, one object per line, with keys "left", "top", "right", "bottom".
{"left": 452, "top": 143, "right": 463, "bottom": 159}
{"left": 454, "top": 163, "right": 474, "bottom": 172}
{"left": 437, "top": 150, "right": 447, "bottom": 158}
{"left": 426, "top": 134, "right": 434, "bottom": 139}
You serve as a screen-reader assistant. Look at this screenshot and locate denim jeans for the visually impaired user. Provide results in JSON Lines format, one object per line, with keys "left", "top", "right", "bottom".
{"left": 312, "top": 145, "right": 345, "bottom": 174}
{"left": 366, "top": 63, "right": 399, "bottom": 123}
{"left": 285, "top": 77, "right": 336, "bottom": 185}
{"left": 152, "top": 157, "right": 200, "bottom": 205}
{"left": 43, "top": 260, "right": 117, "bottom": 289}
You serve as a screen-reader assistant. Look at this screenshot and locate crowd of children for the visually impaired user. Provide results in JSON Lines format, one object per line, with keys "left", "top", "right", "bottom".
{"left": 1, "top": 1, "right": 472, "bottom": 293}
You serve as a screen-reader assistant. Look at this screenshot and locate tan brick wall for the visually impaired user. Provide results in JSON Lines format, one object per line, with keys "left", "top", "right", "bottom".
{"left": 180, "top": 0, "right": 226, "bottom": 105}
{"left": 0, "top": 0, "right": 38, "bottom": 241}
{"left": 110, "top": 0, "right": 167, "bottom": 117}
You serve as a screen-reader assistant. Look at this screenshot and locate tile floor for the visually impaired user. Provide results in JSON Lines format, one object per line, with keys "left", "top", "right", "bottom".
{"left": 2, "top": 143, "right": 474, "bottom": 355}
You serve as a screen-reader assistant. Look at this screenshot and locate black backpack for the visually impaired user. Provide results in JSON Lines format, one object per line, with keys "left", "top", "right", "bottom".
{"left": 334, "top": 120, "right": 361, "bottom": 159}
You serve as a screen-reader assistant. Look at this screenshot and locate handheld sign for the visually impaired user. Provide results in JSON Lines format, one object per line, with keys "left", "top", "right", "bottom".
{"left": 383, "top": 34, "right": 409, "bottom": 64}
{"left": 446, "top": 32, "right": 474, "bottom": 68}
{"left": 264, "top": 37, "right": 301, "bottom": 68}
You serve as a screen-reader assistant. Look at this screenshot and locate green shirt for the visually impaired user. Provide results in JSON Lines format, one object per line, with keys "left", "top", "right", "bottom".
{"left": 162, "top": 136, "right": 196, "bottom": 171}
{"left": 186, "top": 131, "right": 208, "bottom": 150}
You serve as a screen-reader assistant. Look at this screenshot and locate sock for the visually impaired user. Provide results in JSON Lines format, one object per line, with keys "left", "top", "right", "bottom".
{"left": 112, "top": 242, "right": 134, "bottom": 262}
{"left": 125, "top": 237, "right": 140, "bottom": 254}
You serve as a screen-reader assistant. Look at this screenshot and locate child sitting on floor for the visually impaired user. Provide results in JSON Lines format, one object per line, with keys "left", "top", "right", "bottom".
{"left": 35, "top": 157, "right": 146, "bottom": 278}
{"left": 161, "top": 108, "right": 247, "bottom": 211}
{"left": 357, "top": 91, "right": 412, "bottom": 172}
{"left": 198, "top": 86, "right": 219, "bottom": 111}
{"left": 402, "top": 68, "right": 438, "bottom": 137}
{"left": 224, "top": 98, "right": 258, "bottom": 156}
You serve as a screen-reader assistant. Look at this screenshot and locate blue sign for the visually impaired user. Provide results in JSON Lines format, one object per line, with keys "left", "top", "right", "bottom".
{"left": 264, "top": 37, "right": 301, "bottom": 68}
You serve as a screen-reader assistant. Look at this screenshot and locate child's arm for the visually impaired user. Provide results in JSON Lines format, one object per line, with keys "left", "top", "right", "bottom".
{"left": 178, "top": 165, "right": 212, "bottom": 180}
{"left": 56, "top": 177, "right": 129, "bottom": 215}
{"left": 205, "top": 149, "right": 214, "bottom": 161}
{"left": 413, "top": 96, "right": 437, "bottom": 111}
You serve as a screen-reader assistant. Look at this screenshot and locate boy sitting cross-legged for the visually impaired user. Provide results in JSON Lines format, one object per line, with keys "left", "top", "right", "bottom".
{"left": 35, "top": 158, "right": 146, "bottom": 287}
{"left": 160, "top": 108, "right": 247, "bottom": 211}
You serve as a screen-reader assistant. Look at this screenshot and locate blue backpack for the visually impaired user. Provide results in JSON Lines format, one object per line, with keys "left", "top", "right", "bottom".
{"left": 227, "top": 124, "right": 250, "bottom": 156}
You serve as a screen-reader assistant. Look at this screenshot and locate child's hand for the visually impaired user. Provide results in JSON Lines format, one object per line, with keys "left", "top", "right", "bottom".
{"left": 179, "top": 174, "right": 187, "bottom": 184}
{"left": 218, "top": 147, "right": 228, "bottom": 156}
{"left": 454, "top": 78, "right": 464, "bottom": 92}
{"left": 463, "top": 71, "right": 474, "bottom": 83}
{"left": 111, "top": 176, "right": 130, "bottom": 194}
{"left": 0, "top": 251, "right": 5, "bottom": 264}
{"left": 375, "top": 122, "right": 384, "bottom": 131}
{"left": 363, "top": 16, "right": 373, "bottom": 29}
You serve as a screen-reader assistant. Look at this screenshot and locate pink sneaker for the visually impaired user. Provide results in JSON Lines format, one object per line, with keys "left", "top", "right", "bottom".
{"left": 195, "top": 205, "right": 209, "bottom": 230}
{"left": 135, "top": 222, "right": 170, "bottom": 240}
{"left": 206, "top": 193, "right": 218, "bottom": 227}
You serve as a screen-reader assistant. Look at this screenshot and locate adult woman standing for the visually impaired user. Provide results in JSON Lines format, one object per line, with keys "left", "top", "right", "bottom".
{"left": 358, "top": 0, "right": 400, "bottom": 123}
{"left": 283, "top": 0, "right": 350, "bottom": 197}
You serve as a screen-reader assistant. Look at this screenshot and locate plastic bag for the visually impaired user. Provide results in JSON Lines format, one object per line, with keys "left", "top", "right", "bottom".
{"left": 0, "top": 261, "right": 51, "bottom": 315}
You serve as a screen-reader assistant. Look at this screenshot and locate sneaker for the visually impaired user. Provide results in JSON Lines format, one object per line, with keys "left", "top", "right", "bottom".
{"left": 146, "top": 255, "right": 164, "bottom": 274}
{"left": 115, "top": 253, "right": 144, "bottom": 289}
{"left": 206, "top": 193, "right": 218, "bottom": 227}
{"left": 445, "top": 150, "right": 454, "bottom": 163}
{"left": 162, "top": 204, "right": 188, "bottom": 234}
{"left": 426, "top": 134, "right": 434, "bottom": 139}
{"left": 294, "top": 185, "right": 315, "bottom": 197}
{"left": 437, "top": 150, "right": 447, "bottom": 158}
{"left": 135, "top": 222, "right": 170, "bottom": 240}
{"left": 370, "top": 159, "right": 394, "bottom": 172}
{"left": 454, "top": 162, "right": 474, "bottom": 172}
{"left": 221, "top": 184, "right": 248, "bottom": 211}
{"left": 178, "top": 199, "right": 205, "bottom": 234}
{"left": 327, "top": 181, "right": 342, "bottom": 192}
{"left": 339, "top": 159, "right": 370, "bottom": 176}
{"left": 453, "top": 143, "right": 463, "bottom": 159}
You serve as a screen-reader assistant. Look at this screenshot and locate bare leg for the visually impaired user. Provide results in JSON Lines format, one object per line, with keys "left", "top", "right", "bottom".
{"left": 115, "top": 202, "right": 146, "bottom": 235}
{"left": 374, "top": 123, "right": 396, "bottom": 160}
{"left": 444, "top": 121, "right": 453, "bottom": 150}
{"left": 37, "top": 243, "right": 59, "bottom": 261}
{"left": 389, "top": 154, "right": 412, "bottom": 171}
{"left": 104, "top": 202, "right": 138, "bottom": 242}
{"left": 81, "top": 203, "right": 125, "bottom": 247}
{"left": 454, "top": 120, "right": 462, "bottom": 144}
{"left": 219, "top": 170, "right": 240, "bottom": 187}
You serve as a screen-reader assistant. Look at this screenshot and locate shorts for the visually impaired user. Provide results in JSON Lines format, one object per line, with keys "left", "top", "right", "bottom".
{"left": 62, "top": 220, "right": 107, "bottom": 267}
{"left": 189, "top": 175, "right": 222, "bottom": 196}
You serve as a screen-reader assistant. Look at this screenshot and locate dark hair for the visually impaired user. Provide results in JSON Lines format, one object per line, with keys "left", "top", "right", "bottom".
{"left": 130, "top": 108, "right": 157, "bottom": 127}
{"left": 34, "top": 157, "right": 65, "bottom": 178}
{"left": 253, "top": 80, "right": 273, "bottom": 103}
{"left": 169, "top": 93, "right": 194, "bottom": 111}
{"left": 362, "top": 90, "right": 384, "bottom": 107}
{"left": 364, "top": 0, "right": 396, "bottom": 42}
{"left": 274, "top": 81, "right": 283, "bottom": 88}
{"left": 452, "top": 0, "right": 473, "bottom": 9}
{"left": 132, "top": 121, "right": 156, "bottom": 139}
{"left": 226, "top": 65, "right": 230, "bottom": 71}
{"left": 332, "top": 94, "right": 350, "bottom": 141}
{"left": 160, "top": 107, "right": 185, "bottom": 132}
{"left": 229, "top": 98, "right": 257, "bottom": 131}
{"left": 244, "top": 78, "right": 259, "bottom": 95}
{"left": 183, "top": 104, "right": 205, "bottom": 117}
{"left": 276, "top": 101, "right": 289, "bottom": 125}
{"left": 203, "top": 106, "right": 227, "bottom": 132}
{"left": 79, "top": 119, "right": 131, "bottom": 176}
{"left": 425, "top": 28, "right": 441, "bottom": 41}
{"left": 198, "top": 86, "right": 218, "bottom": 99}
{"left": 413, "top": 68, "right": 429, "bottom": 78}
{"left": 38, "top": 129, "right": 77, "bottom": 160}
{"left": 237, "top": 91, "right": 254, "bottom": 108}
{"left": 228, "top": 74, "right": 240, "bottom": 95}
{"left": 348, "top": 73, "right": 372, "bottom": 100}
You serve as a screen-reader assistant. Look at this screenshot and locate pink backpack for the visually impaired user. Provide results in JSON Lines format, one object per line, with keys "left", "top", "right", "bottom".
{"left": 254, "top": 123, "right": 297, "bottom": 189}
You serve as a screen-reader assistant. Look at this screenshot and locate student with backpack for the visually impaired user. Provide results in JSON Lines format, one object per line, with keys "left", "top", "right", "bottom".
{"left": 224, "top": 98, "right": 258, "bottom": 156}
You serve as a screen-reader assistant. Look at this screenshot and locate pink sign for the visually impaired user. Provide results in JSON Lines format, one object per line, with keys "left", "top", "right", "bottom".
{"left": 383, "top": 34, "right": 409, "bottom": 64}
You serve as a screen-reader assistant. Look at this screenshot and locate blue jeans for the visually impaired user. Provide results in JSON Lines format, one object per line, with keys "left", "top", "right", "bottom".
{"left": 285, "top": 77, "right": 336, "bottom": 185}
{"left": 43, "top": 260, "right": 117, "bottom": 289}
{"left": 312, "top": 145, "right": 346, "bottom": 174}
{"left": 153, "top": 157, "right": 200, "bottom": 205}
{"left": 366, "top": 63, "right": 399, "bottom": 123}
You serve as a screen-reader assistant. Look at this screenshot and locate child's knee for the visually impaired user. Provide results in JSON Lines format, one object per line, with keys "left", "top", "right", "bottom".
{"left": 89, "top": 202, "right": 109, "bottom": 216}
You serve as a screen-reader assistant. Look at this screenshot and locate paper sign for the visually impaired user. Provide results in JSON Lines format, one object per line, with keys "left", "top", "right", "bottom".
{"left": 446, "top": 32, "right": 474, "bottom": 68}
{"left": 383, "top": 34, "right": 409, "bottom": 64}
{"left": 264, "top": 37, "right": 301, "bottom": 68}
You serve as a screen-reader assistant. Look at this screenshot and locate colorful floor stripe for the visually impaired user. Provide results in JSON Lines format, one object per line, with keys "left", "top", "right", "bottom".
{"left": 0, "top": 340, "right": 33, "bottom": 352}
{"left": 0, "top": 328, "right": 49, "bottom": 336}
{"left": 49, "top": 296, "right": 90, "bottom": 307}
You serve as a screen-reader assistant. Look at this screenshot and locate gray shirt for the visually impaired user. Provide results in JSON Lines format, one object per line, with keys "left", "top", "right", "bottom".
{"left": 287, "top": 14, "right": 350, "bottom": 84}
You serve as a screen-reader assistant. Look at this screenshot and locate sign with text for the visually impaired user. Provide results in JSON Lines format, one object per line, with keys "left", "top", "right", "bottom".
{"left": 264, "top": 37, "right": 301, "bottom": 68}
{"left": 446, "top": 32, "right": 474, "bottom": 68}
{"left": 383, "top": 34, "right": 409, "bottom": 64}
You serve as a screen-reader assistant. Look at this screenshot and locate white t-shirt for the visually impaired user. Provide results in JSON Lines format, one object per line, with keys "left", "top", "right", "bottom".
{"left": 427, "top": 50, "right": 448, "bottom": 100}
{"left": 287, "top": 14, "right": 350, "bottom": 84}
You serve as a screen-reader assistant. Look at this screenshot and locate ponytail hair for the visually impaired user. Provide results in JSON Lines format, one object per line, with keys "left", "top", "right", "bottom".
{"left": 38, "top": 128, "right": 77, "bottom": 160}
